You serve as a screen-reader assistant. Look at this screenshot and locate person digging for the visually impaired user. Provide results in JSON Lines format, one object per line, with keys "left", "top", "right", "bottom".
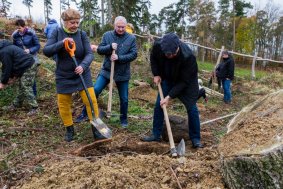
{"left": 43, "top": 9, "right": 106, "bottom": 142}
{"left": 141, "top": 33, "right": 203, "bottom": 149}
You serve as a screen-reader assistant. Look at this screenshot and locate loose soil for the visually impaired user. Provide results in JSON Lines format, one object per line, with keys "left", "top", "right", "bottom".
{"left": 1, "top": 56, "right": 282, "bottom": 188}
{"left": 218, "top": 90, "right": 283, "bottom": 157}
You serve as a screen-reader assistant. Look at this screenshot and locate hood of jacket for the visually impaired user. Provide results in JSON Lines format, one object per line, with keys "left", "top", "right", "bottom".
{"left": 0, "top": 39, "right": 13, "bottom": 49}
{"left": 48, "top": 19, "right": 57, "bottom": 24}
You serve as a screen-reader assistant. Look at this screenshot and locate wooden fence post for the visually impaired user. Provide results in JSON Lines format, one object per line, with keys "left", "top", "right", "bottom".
{"left": 251, "top": 51, "right": 258, "bottom": 80}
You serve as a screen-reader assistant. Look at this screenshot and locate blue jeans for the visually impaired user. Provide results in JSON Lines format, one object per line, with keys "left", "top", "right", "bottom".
{"left": 152, "top": 81, "right": 201, "bottom": 143}
{"left": 33, "top": 81, "right": 37, "bottom": 96}
{"left": 81, "top": 74, "right": 129, "bottom": 124}
{"left": 222, "top": 79, "right": 232, "bottom": 102}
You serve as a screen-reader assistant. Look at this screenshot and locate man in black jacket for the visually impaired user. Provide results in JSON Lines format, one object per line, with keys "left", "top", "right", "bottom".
{"left": 215, "top": 51, "right": 234, "bottom": 104}
{"left": 0, "top": 38, "right": 38, "bottom": 115}
{"left": 141, "top": 33, "right": 203, "bottom": 148}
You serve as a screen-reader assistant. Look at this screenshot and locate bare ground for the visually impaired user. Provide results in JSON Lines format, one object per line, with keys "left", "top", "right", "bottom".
{"left": 1, "top": 61, "right": 281, "bottom": 189}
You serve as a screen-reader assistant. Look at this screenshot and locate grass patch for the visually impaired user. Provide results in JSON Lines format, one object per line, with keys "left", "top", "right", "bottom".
{"left": 198, "top": 61, "right": 268, "bottom": 80}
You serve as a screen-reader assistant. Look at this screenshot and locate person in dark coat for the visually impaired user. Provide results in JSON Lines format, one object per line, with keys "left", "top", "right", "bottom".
{"left": 141, "top": 33, "right": 203, "bottom": 148}
{"left": 12, "top": 19, "right": 41, "bottom": 97}
{"left": 75, "top": 16, "right": 137, "bottom": 128}
{"left": 215, "top": 50, "right": 234, "bottom": 104}
{"left": 43, "top": 8, "right": 99, "bottom": 142}
{"left": 0, "top": 38, "right": 38, "bottom": 115}
{"left": 44, "top": 19, "right": 59, "bottom": 39}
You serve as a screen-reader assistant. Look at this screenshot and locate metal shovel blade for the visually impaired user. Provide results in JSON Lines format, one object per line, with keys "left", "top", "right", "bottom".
{"left": 177, "top": 139, "right": 185, "bottom": 156}
{"left": 90, "top": 118, "right": 112, "bottom": 139}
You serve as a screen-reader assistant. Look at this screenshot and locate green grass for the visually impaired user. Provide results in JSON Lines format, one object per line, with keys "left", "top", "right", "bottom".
{"left": 198, "top": 61, "right": 268, "bottom": 79}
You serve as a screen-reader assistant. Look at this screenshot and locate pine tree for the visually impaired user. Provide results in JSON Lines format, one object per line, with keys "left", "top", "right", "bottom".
{"left": 44, "top": 0, "right": 52, "bottom": 25}
{"left": 73, "top": 0, "right": 100, "bottom": 37}
{"left": 22, "top": 0, "right": 33, "bottom": 20}
{"left": 0, "top": 0, "right": 11, "bottom": 18}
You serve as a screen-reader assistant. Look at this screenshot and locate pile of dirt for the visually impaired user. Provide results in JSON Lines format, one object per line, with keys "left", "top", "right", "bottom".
{"left": 218, "top": 89, "right": 283, "bottom": 157}
{"left": 20, "top": 151, "right": 224, "bottom": 189}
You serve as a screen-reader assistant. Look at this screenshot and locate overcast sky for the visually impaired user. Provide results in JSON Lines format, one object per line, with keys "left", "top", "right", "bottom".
{"left": 9, "top": 0, "right": 283, "bottom": 24}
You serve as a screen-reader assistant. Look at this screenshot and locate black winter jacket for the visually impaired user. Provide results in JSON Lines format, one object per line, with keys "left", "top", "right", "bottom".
{"left": 150, "top": 39, "right": 199, "bottom": 105}
{"left": 216, "top": 56, "right": 234, "bottom": 80}
{"left": 0, "top": 40, "right": 34, "bottom": 84}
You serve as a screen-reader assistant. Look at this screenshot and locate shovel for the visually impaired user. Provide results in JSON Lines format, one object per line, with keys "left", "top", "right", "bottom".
{"left": 106, "top": 50, "right": 116, "bottom": 118}
{"left": 64, "top": 40, "right": 112, "bottom": 139}
{"left": 158, "top": 83, "right": 185, "bottom": 157}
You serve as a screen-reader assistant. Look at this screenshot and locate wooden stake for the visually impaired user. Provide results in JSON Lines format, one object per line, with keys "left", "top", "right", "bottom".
{"left": 71, "top": 138, "right": 112, "bottom": 156}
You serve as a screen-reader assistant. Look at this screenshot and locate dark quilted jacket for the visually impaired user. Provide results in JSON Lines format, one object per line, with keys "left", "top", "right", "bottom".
{"left": 97, "top": 30, "right": 137, "bottom": 81}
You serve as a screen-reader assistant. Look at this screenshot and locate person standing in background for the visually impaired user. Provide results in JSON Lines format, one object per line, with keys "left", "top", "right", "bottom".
{"left": 12, "top": 19, "right": 41, "bottom": 97}
{"left": 215, "top": 50, "right": 234, "bottom": 104}
{"left": 44, "top": 19, "right": 59, "bottom": 39}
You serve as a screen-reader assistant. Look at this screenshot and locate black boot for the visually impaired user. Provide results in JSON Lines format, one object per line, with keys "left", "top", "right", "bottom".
{"left": 65, "top": 126, "right": 75, "bottom": 142}
{"left": 92, "top": 126, "right": 106, "bottom": 140}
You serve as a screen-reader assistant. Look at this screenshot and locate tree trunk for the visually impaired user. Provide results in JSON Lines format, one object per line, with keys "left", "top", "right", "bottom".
{"left": 101, "top": 0, "right": 105, "bottom": 27}
{"left": 218, "top": 89, "right": 283, "bottom": 189}
{"left": 221, "top": 149, "right": 283, "bottom": 189}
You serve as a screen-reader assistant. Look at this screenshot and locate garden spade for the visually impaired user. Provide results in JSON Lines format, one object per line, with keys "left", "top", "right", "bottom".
{"left": 64, "top": 40, "right": 112, "bottom": 139}
{"left": 158, "top": 83, "right": 185, "bottom": 157}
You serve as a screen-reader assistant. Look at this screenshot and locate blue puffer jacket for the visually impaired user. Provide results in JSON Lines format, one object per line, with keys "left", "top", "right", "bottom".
{"left": 97, "top": 30, "right": 137, "bottom": 81}
{"left": 44, "top": 19, "right": 59, "bottom": 39}
{"left": 12, "top": 28, "right": 40, "bottom": 55}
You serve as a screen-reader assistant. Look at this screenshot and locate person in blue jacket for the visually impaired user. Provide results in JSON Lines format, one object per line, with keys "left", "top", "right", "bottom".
{"left": 44, "top": 19, "right": 59, "bottom": 39}
{"left": 12, "top": 19, "right": 41, "bottom": 97}
{"left": 75, "top": 16, "right": 138, "bottom": 128}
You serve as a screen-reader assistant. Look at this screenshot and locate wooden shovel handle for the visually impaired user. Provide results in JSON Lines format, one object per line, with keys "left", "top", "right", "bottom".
{"left": 157, "top": 83, "right": 177, "bottom": 156}
{"left": 107, "top": 50, "right": 116, "bottom": 116}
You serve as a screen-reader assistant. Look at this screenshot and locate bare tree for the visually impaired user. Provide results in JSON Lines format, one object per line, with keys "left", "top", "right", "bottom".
{"left": 0, "top": 0, "right": 11, "bottom": 18}
{"left": 22, "top": 0, "right": 33, "bottom": 20}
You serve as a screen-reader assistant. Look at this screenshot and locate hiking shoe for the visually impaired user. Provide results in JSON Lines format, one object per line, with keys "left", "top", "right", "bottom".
{"left": 65, "top": 126, "right": 75, "bottom": 142}
{"left": 141, "top": 135, "right": 161, "bottom": 142}
{"left": 192, "top": 141, "right": 204, "bottom": 149}
{"left": 121, "top": 123, "right": 128, "bottom": 128}
{"left": 27, "top": 108, "right": 39, "bottom": 116}
{"left": 74, "top": 113, "right": 88, "bottom": 123}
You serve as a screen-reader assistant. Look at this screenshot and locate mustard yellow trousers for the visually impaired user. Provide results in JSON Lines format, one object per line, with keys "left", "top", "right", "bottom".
{"left": 57, "top": 87, "right": 99, "bottom": 127}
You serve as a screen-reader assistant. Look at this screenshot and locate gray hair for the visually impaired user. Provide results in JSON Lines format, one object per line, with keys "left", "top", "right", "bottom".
{"left": 114, "top": 16, "right": 127, "bottom": 25}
